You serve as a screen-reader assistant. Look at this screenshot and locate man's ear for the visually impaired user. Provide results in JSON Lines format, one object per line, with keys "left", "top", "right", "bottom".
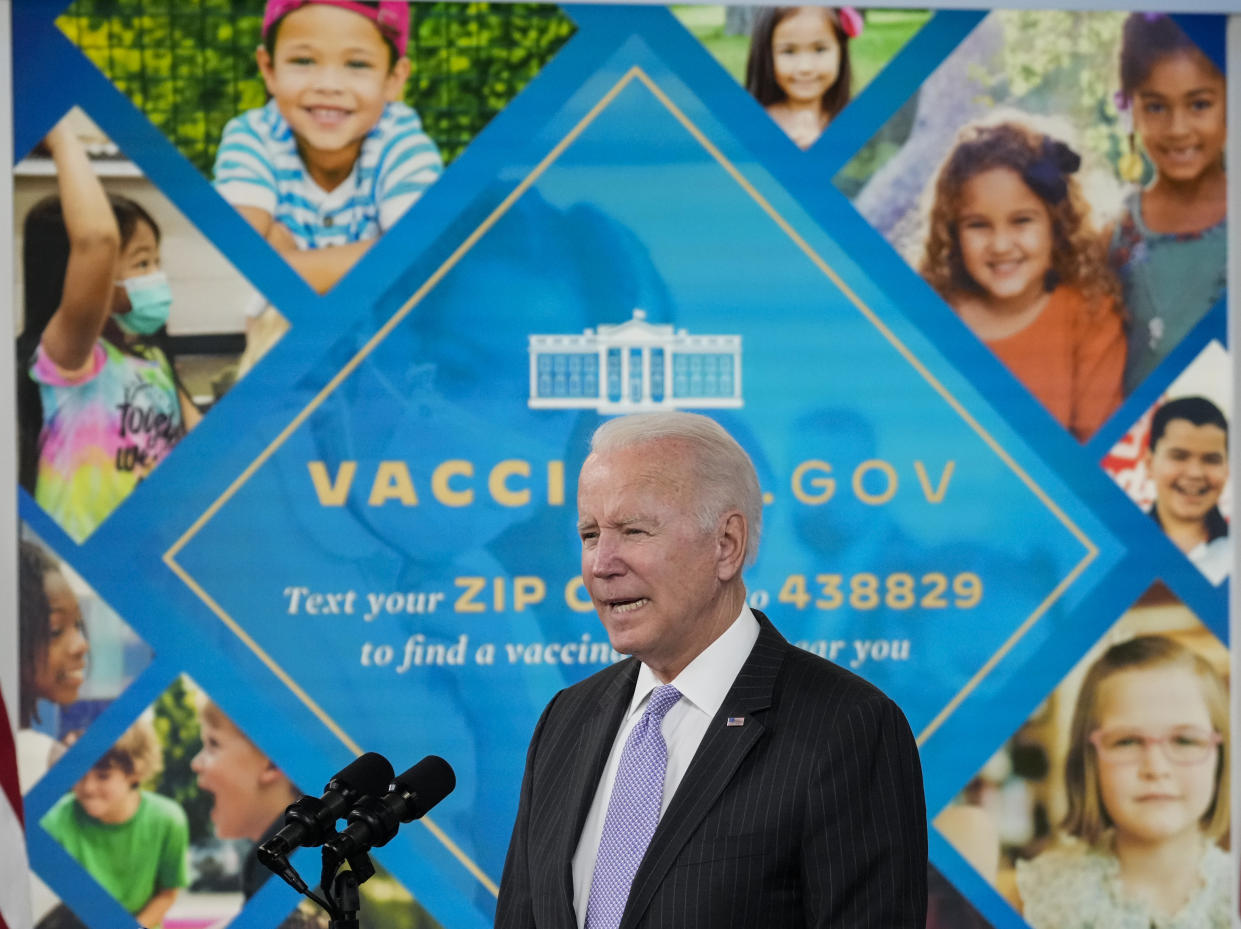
{"left": 256, "top": 46, "right": 277, "bottom": 97}
{"left": 716, "top": 511, "right": 748, "bottom": 582}
{"left": 386, "top": 56, "right": 412, "bottom": 102}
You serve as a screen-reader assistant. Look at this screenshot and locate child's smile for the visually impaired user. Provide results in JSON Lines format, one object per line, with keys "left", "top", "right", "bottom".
{"left": 74, "top": 764, "right": 140, "bottom": 824}
{"left": 955, "top": 167, "right": 1054, "bottom": 313}
{"left": 1147, "top": 419, "right": 1229, "bottom": 526}
{"left": 258, "top": 4, "right": 410, "bottom": 184}
{"left": 771, "top": 7, "right": 841, "bottom": 106}
{"left": 1134, "top": 52, "right": 1226, "bottom": 186}
{"left": 34, "top": 569, "right": 88, "bottom": 706}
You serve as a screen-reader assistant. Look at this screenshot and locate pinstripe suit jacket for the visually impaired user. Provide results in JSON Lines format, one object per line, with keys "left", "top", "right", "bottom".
{"left": 495, "top": 613, "right": 927, "bottom": 929}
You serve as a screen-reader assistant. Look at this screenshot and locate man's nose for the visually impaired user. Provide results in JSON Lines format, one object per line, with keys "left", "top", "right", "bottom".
{"left": 590, "top": 534, "right": 624, "bottom": 577}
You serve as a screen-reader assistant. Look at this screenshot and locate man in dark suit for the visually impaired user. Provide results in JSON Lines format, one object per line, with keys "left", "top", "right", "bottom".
{"left": 496, "top": 412, "right": 927, "bottom": 929}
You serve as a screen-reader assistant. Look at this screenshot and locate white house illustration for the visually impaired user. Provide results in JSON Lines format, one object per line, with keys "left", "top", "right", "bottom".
{"left": 528, "top": 310, "right": 742, "bottom": 413}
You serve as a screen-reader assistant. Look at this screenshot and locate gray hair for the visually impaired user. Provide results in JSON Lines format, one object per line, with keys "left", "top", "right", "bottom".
{"left": 589, "top": 412, "right": 763, "bottom": 565}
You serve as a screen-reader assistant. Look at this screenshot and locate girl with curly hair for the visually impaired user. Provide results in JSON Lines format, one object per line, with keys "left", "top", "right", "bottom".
{"left": 919, "top": 118, "right": 1125, "bottom": 441}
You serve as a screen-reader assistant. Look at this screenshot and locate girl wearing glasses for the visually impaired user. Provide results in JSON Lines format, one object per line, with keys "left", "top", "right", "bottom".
{"left": 1017, "top": 635, "right": 1229, "bottom": 928}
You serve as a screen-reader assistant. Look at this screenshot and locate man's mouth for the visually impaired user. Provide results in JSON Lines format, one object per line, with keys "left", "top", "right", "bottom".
{"left": 609, "top": 598, "right": 650, "bottom": 614}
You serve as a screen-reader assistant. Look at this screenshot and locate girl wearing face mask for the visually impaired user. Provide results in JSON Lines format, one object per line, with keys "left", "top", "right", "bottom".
{"left": 17, "top": 117, "right": 200, "bottom": 542}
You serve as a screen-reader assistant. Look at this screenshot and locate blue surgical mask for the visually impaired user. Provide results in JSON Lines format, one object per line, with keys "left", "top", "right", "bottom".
{"left": 116, "top": 271, "right": 173, "bottom": 335}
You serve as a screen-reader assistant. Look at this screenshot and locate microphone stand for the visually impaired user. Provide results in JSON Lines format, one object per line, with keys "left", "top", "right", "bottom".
{"left": 320, "top": 845, "right": 377, "bottom": 929}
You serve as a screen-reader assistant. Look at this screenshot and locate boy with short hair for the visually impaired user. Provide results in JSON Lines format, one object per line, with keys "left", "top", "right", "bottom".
{"left": 1145, "top": 395, "right": 1231, "bottom": 584}
{"left": 191, "top": 697, "right": 300, "bottom": 898}
{"left": 40, "top": 719, "right": 188, "bottom": 928}
{"left": 213, "top": 0, "right": 442, "bottom": 292}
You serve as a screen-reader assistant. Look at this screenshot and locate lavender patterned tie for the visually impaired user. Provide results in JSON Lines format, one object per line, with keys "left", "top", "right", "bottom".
{"left": 585, "top": 684, "right": 683, "bottom": 929}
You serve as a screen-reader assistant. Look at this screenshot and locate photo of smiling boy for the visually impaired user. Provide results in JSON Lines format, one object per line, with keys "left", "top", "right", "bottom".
{"left": 213, "top": 0, "right": 442, "bottom": 293}
{"left": 1145, "top": 396, "right": 1230, "bottom": 585}
{"left": 40, "top": 719, "right": 189, "bottom": 928}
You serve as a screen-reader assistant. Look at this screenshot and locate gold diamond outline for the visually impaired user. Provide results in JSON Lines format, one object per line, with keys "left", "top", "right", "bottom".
{"left": 163, "top": 64, "right": 1099, "bottom": 897}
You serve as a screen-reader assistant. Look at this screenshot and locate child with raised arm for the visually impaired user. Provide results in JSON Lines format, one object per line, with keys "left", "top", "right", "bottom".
{"left": 213, "top": 0, "right": 442, "bottom": 293}
{"left": 18, "top": 117, "right": 199, "bottom": 543}
{"left": 41, "top": 720, "right": 188, "bottom": 928}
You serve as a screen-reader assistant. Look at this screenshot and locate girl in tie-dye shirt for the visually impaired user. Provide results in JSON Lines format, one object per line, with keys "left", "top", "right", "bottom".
{"left": 17, "top": 117, "right": 200, "bottom": 541}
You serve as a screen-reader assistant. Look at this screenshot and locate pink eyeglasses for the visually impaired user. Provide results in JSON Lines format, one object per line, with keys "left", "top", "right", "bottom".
{"left": 1089, "top": 726, "right": 1222, "bottom": 765}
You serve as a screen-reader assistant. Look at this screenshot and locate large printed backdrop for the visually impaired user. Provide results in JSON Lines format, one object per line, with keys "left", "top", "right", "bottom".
{"left": 10, "top": 4, "right": 1229, "bottom": 929}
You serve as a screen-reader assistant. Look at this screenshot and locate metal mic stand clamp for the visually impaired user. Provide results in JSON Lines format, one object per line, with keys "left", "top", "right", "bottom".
{"left": 322, "top": 846, "right": 376, "bottom": 929}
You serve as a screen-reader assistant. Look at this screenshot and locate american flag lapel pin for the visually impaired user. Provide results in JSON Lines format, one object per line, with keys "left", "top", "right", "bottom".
{"left": 726, "top": 716, "right": 745, "bottom": 727}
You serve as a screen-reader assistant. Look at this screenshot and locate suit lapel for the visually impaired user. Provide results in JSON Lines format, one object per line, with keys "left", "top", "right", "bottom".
{"left": 620, "top": 616, "right": 788, "bottom": 929}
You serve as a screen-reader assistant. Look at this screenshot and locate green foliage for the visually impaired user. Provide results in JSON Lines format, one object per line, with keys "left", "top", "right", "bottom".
{"left": 150, "top": 675, "right": 212, "bottom": 844}
{"left": 58, "top": 0, "right": 574, "bottom": 173}
{"left": 976, "top": 11, "right": 1127, "bottom": 170}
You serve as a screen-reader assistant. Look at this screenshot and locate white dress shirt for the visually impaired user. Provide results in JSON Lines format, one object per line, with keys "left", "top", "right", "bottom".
{"left": 570, "top": 606, "right": 760, "bottom": 926}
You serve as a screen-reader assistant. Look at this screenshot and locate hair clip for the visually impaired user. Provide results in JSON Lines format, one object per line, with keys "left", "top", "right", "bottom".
{"left": 1113, "top": 90, "right": 1130, "bottom": 113}
{"left": 838, "top": 6, "right": 864, "bottom": 39}
{"left": 1023, "top": 138, "right": 1081, "bottom": 204}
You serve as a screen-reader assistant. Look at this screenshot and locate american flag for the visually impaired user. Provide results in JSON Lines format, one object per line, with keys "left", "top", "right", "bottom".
{"left": 0, "top": 687, "right": 32, "bottom": 929}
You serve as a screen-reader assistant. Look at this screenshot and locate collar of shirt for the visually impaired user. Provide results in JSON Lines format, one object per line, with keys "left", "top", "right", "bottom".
{"left": 626, "top": 605, "right": 760, "bottom": 722}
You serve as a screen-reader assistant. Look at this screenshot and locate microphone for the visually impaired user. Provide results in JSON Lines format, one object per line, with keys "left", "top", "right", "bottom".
{"left": 257, "top": 752, "right": 395, "bottom": 875}
{"left": 322, "top": 756, "right": 456, "bottom": 861}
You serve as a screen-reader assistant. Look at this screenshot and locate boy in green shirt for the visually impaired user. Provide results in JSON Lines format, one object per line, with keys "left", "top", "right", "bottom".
{"left": 42, "top": 719, "right": 188, "bottom": 927}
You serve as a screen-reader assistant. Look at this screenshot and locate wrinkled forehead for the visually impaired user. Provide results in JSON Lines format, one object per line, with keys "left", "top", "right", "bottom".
{"left": 577, "top": 441, "right": 697, "bottom": 515}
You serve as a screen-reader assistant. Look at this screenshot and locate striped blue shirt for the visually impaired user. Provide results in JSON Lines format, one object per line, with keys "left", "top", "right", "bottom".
{"left": 212, "top": 99, "right": 443, "bottom": 249}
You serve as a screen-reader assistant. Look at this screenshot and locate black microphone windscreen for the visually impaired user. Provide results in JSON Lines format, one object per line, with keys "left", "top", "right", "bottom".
{"left": 393, "top": 755, "right": 456, "bottom": 818}
{"left": 333, "top": 751, "right": 395, "bottom": 795}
